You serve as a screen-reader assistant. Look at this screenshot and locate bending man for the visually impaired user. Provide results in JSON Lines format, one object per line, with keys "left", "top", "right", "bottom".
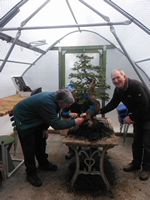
{"left": 13, "top": 89, "right": 84, "bottom": 187}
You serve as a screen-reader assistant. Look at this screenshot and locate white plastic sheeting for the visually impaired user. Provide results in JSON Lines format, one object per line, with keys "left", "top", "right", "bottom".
{"left": 0, "top": 0, "right": 150, "bottom": 98}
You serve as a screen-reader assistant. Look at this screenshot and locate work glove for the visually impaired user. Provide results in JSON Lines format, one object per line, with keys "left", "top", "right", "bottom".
{"left": 75, "top": 117, "right": 85, "bottom": 126}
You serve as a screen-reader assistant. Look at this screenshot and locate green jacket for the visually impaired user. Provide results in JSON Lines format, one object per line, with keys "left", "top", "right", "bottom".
{"left": 13, "top": 92, "right": 75, "bottom": 131}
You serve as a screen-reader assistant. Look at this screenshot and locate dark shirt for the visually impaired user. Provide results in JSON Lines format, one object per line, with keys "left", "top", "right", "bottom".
{"left": 13, "top": 92, "right": 75, "bottom": 131}
{"left": 101, "top": 78, "right": 150, "bottom": 122}
{"left": 62, "top": 98, "right": 100, "bottom": 118}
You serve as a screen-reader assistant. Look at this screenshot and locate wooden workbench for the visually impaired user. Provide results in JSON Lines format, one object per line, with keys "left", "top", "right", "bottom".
{"left": 0, "top": 95, "right": 26, "bottom": 116}
{"left": 0, "top": 94, "right": 26, "bottom": 180}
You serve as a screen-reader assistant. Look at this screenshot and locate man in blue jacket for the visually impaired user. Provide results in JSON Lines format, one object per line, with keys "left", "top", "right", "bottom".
{"left": 100, "top": 69, "right": 150, "bottom": 181}
{"left": 13, "top": 89, "right": 84, "bottom": 187}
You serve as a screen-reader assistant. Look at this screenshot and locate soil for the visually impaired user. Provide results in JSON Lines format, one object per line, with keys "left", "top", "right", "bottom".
{"left": 0, "top": 133, "right": 149, "bottom": 200}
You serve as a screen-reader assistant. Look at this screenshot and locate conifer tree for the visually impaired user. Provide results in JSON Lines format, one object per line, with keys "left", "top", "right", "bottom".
{"left": 68, "top": 54, "right": 110, "bottom": 102}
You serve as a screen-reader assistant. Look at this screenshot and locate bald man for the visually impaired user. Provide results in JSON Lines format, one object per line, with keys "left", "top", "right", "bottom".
{"left": 100, "top": 69, "right": 150, "bottom": 181}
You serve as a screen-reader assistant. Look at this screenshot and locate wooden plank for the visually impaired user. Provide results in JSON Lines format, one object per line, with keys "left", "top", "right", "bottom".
{"left": 0, "top": 95, "right": 26, "bottom": 116}
{"left": 63, "top": 134, "right": 119, "bottom": 147}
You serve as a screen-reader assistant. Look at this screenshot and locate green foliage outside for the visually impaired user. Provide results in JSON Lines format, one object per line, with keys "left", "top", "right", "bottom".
{"left": 68, "top": 54, "right": 110, "bottom": 102}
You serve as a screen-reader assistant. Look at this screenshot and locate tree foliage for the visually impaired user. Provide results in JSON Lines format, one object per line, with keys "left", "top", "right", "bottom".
{"left": 68, "top": 54, "right": 110, "bottom": 101}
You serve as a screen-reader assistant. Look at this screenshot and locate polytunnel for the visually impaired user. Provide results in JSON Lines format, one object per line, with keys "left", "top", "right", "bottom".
{"left": 0, "top": 0, "right": 150, "bottom": 98}
{"left": 1, "top": 0, "right": 150, "bottom": 198}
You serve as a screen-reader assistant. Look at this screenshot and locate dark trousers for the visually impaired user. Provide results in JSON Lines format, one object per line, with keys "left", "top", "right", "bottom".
{"left": 132, "top": 121, "right": 150, "bottom": 170}
{"left": 17, "top": 126, "right": 48, "bottom": 175}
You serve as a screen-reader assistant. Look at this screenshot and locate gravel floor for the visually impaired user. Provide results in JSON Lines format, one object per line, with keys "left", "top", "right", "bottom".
{"left": 0, "top": 133, "right": 150, "bottom": 200}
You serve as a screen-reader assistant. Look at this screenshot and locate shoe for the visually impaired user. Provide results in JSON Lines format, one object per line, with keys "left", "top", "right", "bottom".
{"left": 139, "top": 170, "right": 150, "bottom": 181}
{"left": 44, "top": 153, "right": 48, "bottom": 159}
{"left": 123, "top": 163, "right": 140, "bottom": 172}
{"left": 39, "top": 162, "right": 58, "bottom": 171}
{"left": 26, "top": 174, "right": 42, "bottom": 187}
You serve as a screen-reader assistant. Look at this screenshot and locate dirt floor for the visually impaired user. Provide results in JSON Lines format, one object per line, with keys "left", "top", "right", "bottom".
{"left": 0, "top": 133, "right": 150, "bottom": 200}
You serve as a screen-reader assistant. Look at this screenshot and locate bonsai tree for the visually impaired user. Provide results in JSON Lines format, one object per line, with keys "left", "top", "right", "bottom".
{"left": 68, "top": 53, "right": 110, "bottom": 103}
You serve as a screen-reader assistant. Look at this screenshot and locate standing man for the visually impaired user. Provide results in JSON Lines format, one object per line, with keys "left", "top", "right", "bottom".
{"left": 100, "top": 69, "right": 150, "bottom": 181}
{"left": 13, "top": 89, "right": 84, "bottom": 187}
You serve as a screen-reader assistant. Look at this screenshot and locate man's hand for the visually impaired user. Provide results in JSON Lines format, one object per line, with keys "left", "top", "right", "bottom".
{"left": 69, "top": 112, "right": 78, "bottom": 118}
{"left": 123, "top": 116, "right": 133, "bottom": 124}
{"left": 80, "top": 112, "right": 91, "bottom": 120}
{"left": 80, "top": 113, "right": 87, "bottom": 118}
{"left": 75, "top": 117, "right": 85, "bottom": 126}
{"left": 43, "top": 130, "right": 49, "bottom": 139}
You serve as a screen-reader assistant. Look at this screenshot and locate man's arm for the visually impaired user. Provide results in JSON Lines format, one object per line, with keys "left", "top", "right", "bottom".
{"left": 100, "top": 88, "right": 121, "bottom": 114}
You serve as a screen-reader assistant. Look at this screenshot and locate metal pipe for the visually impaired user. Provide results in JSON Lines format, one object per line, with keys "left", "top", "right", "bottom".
{"left": 104, "top": 0, "right": 150, "bottom": 35}
{"left": 0, "top": 0, "right": 50, "bottom": 72}
{"left": 0, "top": 0, "right": 29, "bottom": 27}
{"left": 20, "top": 0, "right": 50, "bottom": 27}
{"left": 66, "top": 0, "right": 81, "bottom": 32}
{"left": 79, "top": 0, "right": 110, "bottom": 22}
{"left": 135, "top": 63, "right": 150, "bottom": 83}
{"left": 110, "top": 25, "right": 146, "bottom": 85}
{"left": 0, "top": 33, "right": 45, "bottom": 54}
{"left": 0, "top": 59, "right": 31, "bottom": 65}
{"left": 0, "top": 31, "right": 22, "bottom": 72}
{"left": 22, "top": 29, "right": 116, "bottom": 76}
{"left": 0, "top": 8, "right": 19, "bottom": 27}
{"left": 1, "top": 21, "right": 131, "bottom": 31}
{"left": 136, "top": 58, "right": 150, "bottom": 64}
{"left": 14, "top": 0, "right": 29, "bottom": 8}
